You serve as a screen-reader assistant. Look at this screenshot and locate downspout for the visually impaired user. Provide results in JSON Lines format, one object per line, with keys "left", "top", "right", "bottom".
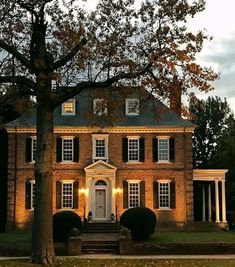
{"left": 13, "top": 126, "right": 17, "bottom": 230}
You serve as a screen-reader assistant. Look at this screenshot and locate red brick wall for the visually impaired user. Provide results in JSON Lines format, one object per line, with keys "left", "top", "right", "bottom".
{"left": 7, "top": 130, "right": 193, "bottom": 230}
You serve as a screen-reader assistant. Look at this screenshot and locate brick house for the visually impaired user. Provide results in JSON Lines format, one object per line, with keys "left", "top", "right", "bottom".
{"left": 6, "top": 88, "right": 228, "bottom": 230}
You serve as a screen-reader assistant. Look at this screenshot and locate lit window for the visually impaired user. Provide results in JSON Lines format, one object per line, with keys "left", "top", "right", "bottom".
{"left": 93, "top": 98, "right": 107, "bottom": 116}
{"left": 128, "top": 182, "right": 140, "bottom": 208}
{"left": 62, "top": 99, "right": 76, "bottom": 115}
{"left": 158, "top": 138, "right": 169, "bottom": 162}
{"left": 159, "top": 181, "right": 170, "bottom": 209}
{"left": 62, "top": 138, "right": 73, "bottom": 162}
{"left": 125, "top": 98, "right": 139, "bottom": 115}
{"left": 128, "top": 138, "right": 139, "bottom": 162}
{"left": 62, "top": 182, "right": 73, "bottom": 209}
{"left": 92, "top": 134, "right": 109, "bottom": 161}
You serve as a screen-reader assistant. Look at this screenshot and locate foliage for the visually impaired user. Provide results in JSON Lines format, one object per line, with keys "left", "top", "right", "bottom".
{"left": 0, "top": 0, "right": 218, "bottom": 263}
{"left": 190, "top": 96, "right": 235, "bottom": 168}
{"left": 120, "top": 207, "right": 156, "bottom": 240}
{"left": 53, "top": 211, "right": 82, "bottom": 243}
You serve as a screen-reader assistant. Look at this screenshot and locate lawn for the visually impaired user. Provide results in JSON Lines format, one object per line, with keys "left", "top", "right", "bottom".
{"left": 1, "top": 259, "right": 235, "bottom": 267}
{"left": 0, "top": 231, "right": 31, "bottom": 244}
{"left": 151, "top": 231, "right": 235, "bottom": 243}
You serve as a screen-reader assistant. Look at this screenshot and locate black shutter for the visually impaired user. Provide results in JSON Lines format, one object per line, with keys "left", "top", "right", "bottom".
{"left": 73, "top": 181, "right": 79, "bottom": 209}
{"left": 139, "top": 138, "right": 145, "bottom": 162}
{"left": 170, "top": 181, "right": 176, "bottom": 209}
{"left": 153, "top": 181, "right": 159, "bottom": 209}
{"left": 152, "top": 138, "right": 158, "bottom": 162}
{"left": 122, "top": 138, "right": 128, "bottom": 162}
{"left": 73, "top": 138, "right": 79, "bottom": 162}
{"left": 169, "top": 137, "right": 175, "bottom": 161}
{"left": 123, "top": 180, "right": 128, "bottom": 209}
{"left": 25, "top": 180, "right": 31, "bottom": 209}
{"left": 140, "top": 181, "right": 145, "bottom": 207}
{"left": 56, "top": 181, "right": 62, "bottom": 209}
{"left": 26, "top": 138, "right": 32, "bottom": 162}
{"left": 56, "top": 138, "right": 62, "bottom": 162}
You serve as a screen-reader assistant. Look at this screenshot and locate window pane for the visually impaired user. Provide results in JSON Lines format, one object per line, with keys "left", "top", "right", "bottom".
{"left": 129, "top": 182, "right": 139, "bottom": 207}
{"left": 31, "top": 182, "right": 35, "bottom": 209}
{"left": 159, "top": 182, "right": 170, "bottom": 208}
{"left": 158, "top": 139, "right": 169, "bottom": 161}
{"left": 62, "top": 183, "right": 73, "bottom": 208}
{"left": 63, "top": 139, "right": 73, "bottom": 161}
{"left": 96, "top": 139, "right": 105, "bottom": 158}
{"left": 128, "top": 139, "right": 139, "bottom": 161}
{"left": 126, "top": 99, "right": 139, "bottom": 115}
{"left": 32, "top": 138, "right": 37, "bottom": 161}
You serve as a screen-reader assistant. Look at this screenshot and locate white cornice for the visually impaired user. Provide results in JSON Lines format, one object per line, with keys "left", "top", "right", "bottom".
{"left": 7, "top": 126, "right": 195, "bottom": 134}
{"left": 193, "top": 169, "right": 228, "bottom": 181}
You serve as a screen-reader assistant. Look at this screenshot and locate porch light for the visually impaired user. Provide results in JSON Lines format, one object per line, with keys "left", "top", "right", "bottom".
{"left": 113, "top": 188, "right": 122, "bottom": 194}
{"left": 79, "top": 188, "right": 88, "bottom": 195}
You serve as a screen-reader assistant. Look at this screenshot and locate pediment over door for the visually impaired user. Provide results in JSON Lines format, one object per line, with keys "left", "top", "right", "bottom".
{"left": 84, "top": 160, "right": 117, "bottom": 175}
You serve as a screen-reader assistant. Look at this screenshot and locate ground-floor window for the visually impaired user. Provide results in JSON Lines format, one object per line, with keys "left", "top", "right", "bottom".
{"left": 158, "top": 181, "right": 170, "bottom": 209}
{"left": 62, "top": 181, "right": 73, "bottom": 209}
{"left": 128, "top": 181, "right": 140, "bottom": 208}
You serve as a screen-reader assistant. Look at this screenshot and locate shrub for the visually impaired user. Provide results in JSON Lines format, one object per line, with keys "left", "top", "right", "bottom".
{"left": 53, "top": 211, "right": 82, "bottom": 242}
{"left": 120, "top": 207, "right": 156, "bottom": 241}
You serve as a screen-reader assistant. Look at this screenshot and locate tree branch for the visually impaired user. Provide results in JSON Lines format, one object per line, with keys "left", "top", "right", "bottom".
{"left": 0, "top": 40, "right": 30, "bottom": 68}
{"left": 52, "top": 38, "right": 87, "bottom": 70}
{"left": 0, "top": 76, "right": 36, "bottom": 95}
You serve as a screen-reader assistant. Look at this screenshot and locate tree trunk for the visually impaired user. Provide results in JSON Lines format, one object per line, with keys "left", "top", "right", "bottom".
{"left": 31, "top": 77, "right": 55, "bottom": 264}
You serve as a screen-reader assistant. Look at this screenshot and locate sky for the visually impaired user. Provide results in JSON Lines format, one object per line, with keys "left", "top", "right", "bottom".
{"left": 84, "top": 0, "right": 235, "bottom": 113}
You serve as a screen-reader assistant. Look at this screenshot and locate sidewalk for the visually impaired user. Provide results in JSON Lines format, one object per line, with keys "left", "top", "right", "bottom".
{"left": 1, "top": 254, "right": 235, "bottom": 260}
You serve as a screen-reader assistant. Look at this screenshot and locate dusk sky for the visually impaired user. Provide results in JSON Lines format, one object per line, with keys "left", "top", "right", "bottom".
{"left": 84, "top": 0, "right": 235, "bottom": 113}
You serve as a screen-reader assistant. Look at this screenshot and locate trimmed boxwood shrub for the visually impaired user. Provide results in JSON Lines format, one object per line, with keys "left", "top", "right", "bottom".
{"left": 53, "top": 211, "right": 82, "bottom": 242}
{"left": 120, "top": 207, "right": 156, "bottom": 241}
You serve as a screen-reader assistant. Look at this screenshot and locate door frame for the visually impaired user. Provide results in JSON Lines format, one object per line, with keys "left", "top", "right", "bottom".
{"left": 94, "top": 186, "right": 108, "bottom": 220}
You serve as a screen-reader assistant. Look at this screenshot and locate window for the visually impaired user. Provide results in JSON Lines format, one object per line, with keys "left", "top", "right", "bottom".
{"left": 128, "top": 181, "right": 140, "bottom": 208}
{"left": 62, "top": 99, "right": 76, "bottom": 115}
{"left": 125, "top": 98, "right": 139, "bottom": 115}
{"left": 128, "top": 138, "right": 139, "bottom": 162}
{"left": 25, "top": 180, "right": 35, "bottom": 210}
{"left": 32, "top": 138, "right": 37, "bottom": 162}
{"left": 62, "top": 182, "right": 73, "bottom": 209}
{"left": 26, "top": 137, "right": 37, "bottom": 163}
{"left": 93, "top": 98, "right": 107, "bottom": 116}
{"left": 158, "top": 138, "right": 169, "bottom": 162}
{"left": 92, "top": 134, "right": 109, "bottom": 161}
{"left": 62, "top": 138, "right": 74, "bottom": 162}
{"left": 158, "top": 181, "right": 170, "bottom": 209}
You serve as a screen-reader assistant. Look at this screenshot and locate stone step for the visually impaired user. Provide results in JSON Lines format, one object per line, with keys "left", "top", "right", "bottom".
{"left": 83, "top": 223, "right": 119, "bottom": 233}
{"left": 82, "top": 240, "right": 119, "bottom": 254}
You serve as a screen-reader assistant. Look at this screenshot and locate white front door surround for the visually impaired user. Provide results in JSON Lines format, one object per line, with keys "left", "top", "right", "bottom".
{"left": 193, "top": 169, "right": 228, "bottom": 224}
{"left": 84, "top": 160, "right": 117, "bottom": 221}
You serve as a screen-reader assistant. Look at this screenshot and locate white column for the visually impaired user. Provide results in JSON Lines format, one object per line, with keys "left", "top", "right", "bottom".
{"left": 221, "top": 180, "right": 227, "bottom": 223}
{"left": 208, "top": 184, "right": 212, "bottom": 222}
{"left": 215, "top": 179, "right": 220, "bottom": 223}
{"left": 202, "top": 186, "right": 206, "bottom": 222}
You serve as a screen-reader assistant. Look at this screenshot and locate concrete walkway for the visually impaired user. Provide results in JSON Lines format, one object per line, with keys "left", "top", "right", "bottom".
{"left": 2, "top": 255, "right": 235, "bottom": 260}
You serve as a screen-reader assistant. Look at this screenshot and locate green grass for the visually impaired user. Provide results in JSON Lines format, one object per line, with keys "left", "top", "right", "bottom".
{"left": 0, "top": 231, "right": 31, "bottom": 244}
{"left": 151, "top": 232, "right": 235, "bottom": 243}
{"left": 1, "top": 259, "right": 235, "bottom": 267}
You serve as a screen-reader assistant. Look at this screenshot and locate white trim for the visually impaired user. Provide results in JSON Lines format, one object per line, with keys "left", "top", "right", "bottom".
{"left": 158, "top": 137, "right": 170, "bottom": 162}
{"left": 92, "top": 134, "right": 109, "bottom": 162}
{"left": 62, "top": 137, "right": 74, "bottom": 162}
{"left": 127, "top": 137, "right": 139, "bottom": 162}
{"left": 128, "top": 181, "right": 140, "bottom": 208}
{"left": 62, "top": 99, "right": 76, "bottom": 115}
{"left": 31, "top": 136, "right": 37, "bottom": 163}
{"left": 7, "top": 126, "right": 196, "bottom": 134}
{"left": 61, "top": 181, "right": 74, "bottom": 209}
{"left": 30, "top": 180, "right": 35, "bottom": 210}
{"left": 158, "top": 180, "right": 170, "bottom": 209}
{"left": 125, "top": 98, "right": 140, "bottom": 115}
{"left": 193, "top": 169, "right": 228, "bottom": 181}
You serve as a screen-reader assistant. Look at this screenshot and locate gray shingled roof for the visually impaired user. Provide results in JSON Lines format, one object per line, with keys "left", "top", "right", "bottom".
{"left": 7, "top": 88, "right": 195, "bottom": 128}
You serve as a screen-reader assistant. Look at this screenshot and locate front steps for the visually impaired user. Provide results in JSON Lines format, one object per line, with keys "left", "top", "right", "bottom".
{"left": 81, "top": 222, "right": 119, "bottom": 254}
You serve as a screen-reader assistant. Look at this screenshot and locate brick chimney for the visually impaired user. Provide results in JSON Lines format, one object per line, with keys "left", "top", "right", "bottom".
{"left": 169, "top": 76, "right": 182, "bottom": 117}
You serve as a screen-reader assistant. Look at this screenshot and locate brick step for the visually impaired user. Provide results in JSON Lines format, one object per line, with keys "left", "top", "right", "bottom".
{"left": 83, "top": 229, "right": 118, "bottom": 233}
{"left": 83, "top": 223, "right": 119, "bottom": 233}
{"left": 82, "top": 241, "right": 119, "bottom": 254}
{"left": 82, "top": 248, "right": 118, "bottom": 254}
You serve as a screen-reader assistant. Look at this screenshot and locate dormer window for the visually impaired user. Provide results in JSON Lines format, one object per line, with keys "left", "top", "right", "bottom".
{"left": 93, "top": 98, "right": 107, "bottom": 116}
{"left": 125, "top": 98, "right": 139, "bottom": 115}
{"left": 62, "top": 99, "right": 76, "bottom": 115}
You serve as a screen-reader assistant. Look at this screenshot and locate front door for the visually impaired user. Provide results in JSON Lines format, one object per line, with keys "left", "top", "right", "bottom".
{"left": 95, "top": 189, "right": 106, "bottom": 219}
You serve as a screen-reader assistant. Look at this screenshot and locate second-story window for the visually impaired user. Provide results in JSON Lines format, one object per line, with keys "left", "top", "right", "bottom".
{"left": 128, "top": 138, "right": 139, "bottom": 162}
{"left": 56, "top": 137, "right": 79, "bottom": 163}
{"left": 62, "top": 99, "right": 76, "bottom": 115}
{"left": 26, "top": 137, "right": 37, "bottom": 163}
{"left": 158, "top": 138, "right": 169, "bottom": 162}
{"left": 122, "top": 137, "right": 145, "bottom": 163}
{"left": 62, "top": 138, "right": 73, "bottom": 162}
{"left": 92, "top": 134, "right": 109, "bottom": 162}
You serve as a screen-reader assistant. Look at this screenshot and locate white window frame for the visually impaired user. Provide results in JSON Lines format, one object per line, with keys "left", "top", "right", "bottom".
{"left": 127, "top": 136, "right": 139, "bottom": 162}
{"left": 158, "top": 137, "right": 170, "bottom": 162}
{"left": 31, "top": 137, "right": 37, "bottom": 163}
{"left": 158, "top": 180, "right": 171, "bottom": 209}
{"left": 62, "top": 137, "right": 74, "bottom": 162}
{"left": 128, "top": 180, "right": 140, "bottom": 208}
{"left": 93, "top": 98, "right": 107, "bottom": 116}
{"left": 61, "top": 181, "right": 74, "bottom": 209}
{"left": 92, "top": 134, "right": 109, "bottom": 162}
{"left": 125, "top": 98, "right": 140, "bottom": 116}
{"left": 62, "top": 99, "right": 76, "bottom": 115}
{"left": 30, "top": 180, "right": 35, "bottom": 210}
